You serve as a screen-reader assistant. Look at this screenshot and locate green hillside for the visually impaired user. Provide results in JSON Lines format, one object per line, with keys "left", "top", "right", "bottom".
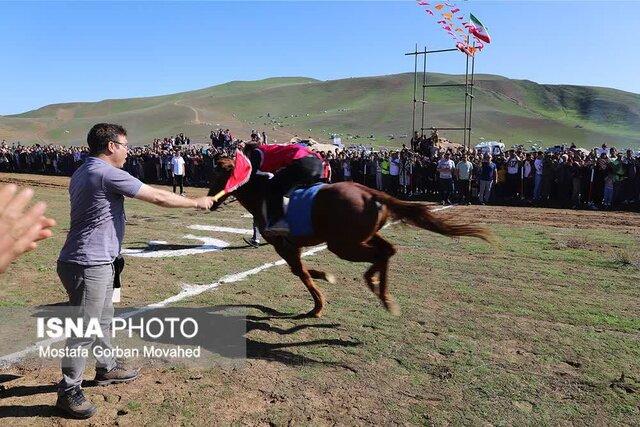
{"left": 1, "top": 73, "right": 638, "bottom": 149}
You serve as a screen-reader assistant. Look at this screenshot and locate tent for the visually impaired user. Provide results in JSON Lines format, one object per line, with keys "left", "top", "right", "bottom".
{"left": 289, "top": 137, "right": 319, "bottom": 145}
{"left": 475, "top": 141, "right": 505, "bottom": 155}
{"left": 289, "top": 137, "right": 338, "bottom": 154}
{"left": 572, "top": 147, "right": 590, "bottom": 156}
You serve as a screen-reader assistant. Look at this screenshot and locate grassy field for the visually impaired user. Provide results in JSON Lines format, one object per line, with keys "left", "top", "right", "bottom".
{"left": 0, "top": 173, "right": 639, "bottom": 425}
{"left": 1, "top": 73, "right": 639, "bottom": 150}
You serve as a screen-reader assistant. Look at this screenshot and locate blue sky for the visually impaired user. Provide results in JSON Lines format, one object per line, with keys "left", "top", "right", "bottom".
{"left": 1, "top": 1, "right": 638, "bottom": 115}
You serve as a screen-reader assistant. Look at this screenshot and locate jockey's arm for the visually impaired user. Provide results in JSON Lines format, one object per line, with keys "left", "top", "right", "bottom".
{"left": 134, "top": 184, "right": 213, "bottom": 210}
{"left": 247, "top": 148, "right": 274, "bottom": 178}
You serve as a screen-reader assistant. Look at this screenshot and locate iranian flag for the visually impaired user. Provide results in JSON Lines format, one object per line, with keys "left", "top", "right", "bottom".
{"left": 469, "top": 13, "right": 491, "bottom": 44}
{"left": 211, "top": 149, "right": 253, "bottom": 203}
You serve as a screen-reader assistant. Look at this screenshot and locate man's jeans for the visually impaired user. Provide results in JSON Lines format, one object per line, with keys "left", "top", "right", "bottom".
{"left": 479, "top": 180, "right": 493, "bottom": 203}
{"left": 603, "top": 186, "right": 614, "bottom": 205}
{"left": 173, "top": 174, "right": 184, "bottom": 194}
{"left": 57, "top": 262, "right": 117, "bottom": 392}
{"left": 458, "top": 179, "right": 470, "bottom": 202}
{"left": 533, "top": 174, "right": 543, "bottom": 200}
{"left": 439, "top": 178, "right": 454, "bottom": 202}
{"left": 571, "top": 177, "right": 582, "bottom": 206}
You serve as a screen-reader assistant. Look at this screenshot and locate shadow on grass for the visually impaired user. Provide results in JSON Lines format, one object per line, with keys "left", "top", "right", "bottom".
{"left": 0, "top": 404, "right": 63, "bottom": 419}
{"left": 0, "top": 304, "right": 359, "bottom": 418}
{"left": 0, "top": 381, "right": 100, "bottom": 419}
{"left": 125, "top": 242, "right": 263, "bottom": 252}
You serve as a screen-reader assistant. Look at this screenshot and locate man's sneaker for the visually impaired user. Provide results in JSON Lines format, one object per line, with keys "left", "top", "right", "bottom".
{"left": 56, "top": 386, "right": 97, "bottom": 419}
{"left": 263, "top": 219, "right": 289, "bottom": 237}
{"left": 243, "top": 236, "right": 260, "bottom": 248}
{"left": 94, "top": 362, "right": 140, "bottom": 386}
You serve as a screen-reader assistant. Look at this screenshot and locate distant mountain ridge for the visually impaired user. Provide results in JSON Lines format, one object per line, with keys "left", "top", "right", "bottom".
{"left": 1, "top": 73, "right": 638, "bottom": 149}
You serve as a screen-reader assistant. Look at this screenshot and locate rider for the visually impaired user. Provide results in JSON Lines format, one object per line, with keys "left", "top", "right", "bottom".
{"left": 244, "top": 142, "right": 325, "bottom": 236}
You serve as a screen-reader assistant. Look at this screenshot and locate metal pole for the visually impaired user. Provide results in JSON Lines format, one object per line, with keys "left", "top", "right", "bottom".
{"left": 468, "top": 42, "right": 476, "bottom": 152}
{"left": 520, "top": 164, "right": 524, "bottom": 200}
{"left": 463, "top": 39, "right": 470, "bottom": 150}
{"left": 420, "top": 46, "right": 427, "bottom": 137}
{"left": 411, "top": 43, "right": 418, "bottom": 137}
{"left": 588, "top": 166, "right": 595, "bottom": 203}
{"left": 405, "top": 48, "right": 458, "bottom": 55}
{"left": 406, "top": 42, "right": 477, "bottom": 149}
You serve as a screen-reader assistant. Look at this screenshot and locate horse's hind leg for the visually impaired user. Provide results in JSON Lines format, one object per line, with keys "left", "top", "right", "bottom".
{"left": 327, "top": 234, "right": 399, "bottom": 315}
{"left": 308, "top": 269, "right": 337, "bottom": 284}
{"left": 363, "top": 265, "right": 380, "bottom": 295}
{"left": 273, "top": 244, "right": 326, "bottom": 317}
{"left": 368, "top": 235, "right": 399, "bottom": 315}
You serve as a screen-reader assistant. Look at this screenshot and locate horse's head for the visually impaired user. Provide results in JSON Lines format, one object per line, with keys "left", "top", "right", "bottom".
{"left": 207, "top": 156, "right": 235, "bottom": 210}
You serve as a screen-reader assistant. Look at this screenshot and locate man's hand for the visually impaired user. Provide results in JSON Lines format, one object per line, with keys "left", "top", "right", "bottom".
{"left": 194, "top": 196, "right": 214, "bottom": 210}
{"left": 0, "top": 184, "right": 56, "bottom": 273}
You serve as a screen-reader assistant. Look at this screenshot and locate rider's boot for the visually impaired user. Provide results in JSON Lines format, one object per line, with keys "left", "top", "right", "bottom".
{"left": 264, "top": 218, "right": 289, "bottom": 236}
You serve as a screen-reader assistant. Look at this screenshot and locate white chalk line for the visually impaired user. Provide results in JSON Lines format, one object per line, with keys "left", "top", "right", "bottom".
{"left": 188, "top": 225, "right": 253, "bottom": 235}
{"left": 0, "top": 205, "right": 453, "bottom": 366}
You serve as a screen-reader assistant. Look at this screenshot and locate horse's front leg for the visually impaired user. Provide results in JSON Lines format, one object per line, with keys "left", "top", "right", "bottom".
{"left": 273, "top": 243, "right": 326, "bottom": 317}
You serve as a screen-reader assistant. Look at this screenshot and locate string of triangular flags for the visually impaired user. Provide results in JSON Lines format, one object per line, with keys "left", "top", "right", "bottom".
{"left": 416, "top": 1, "right": 491, "bottom": 56}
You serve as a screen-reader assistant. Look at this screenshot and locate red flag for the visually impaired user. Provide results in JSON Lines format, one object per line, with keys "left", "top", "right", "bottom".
{"left": 456, "top": 42, "right": 476, "bottom": 57}
{"left": 224, "top": 150, "right": 252, "bottom": 193}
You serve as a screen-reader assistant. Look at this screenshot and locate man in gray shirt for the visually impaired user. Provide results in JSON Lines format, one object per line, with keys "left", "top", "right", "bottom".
{"left": 56, "top": 123, "right": 214, "bottom": 418}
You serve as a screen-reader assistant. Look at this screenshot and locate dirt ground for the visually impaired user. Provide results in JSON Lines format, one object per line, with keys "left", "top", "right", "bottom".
{"left": 0, "top": 173, "right": 638, "bottom": 426}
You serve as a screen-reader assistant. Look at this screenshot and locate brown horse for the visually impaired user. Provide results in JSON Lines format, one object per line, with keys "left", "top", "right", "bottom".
{"left": 208, "top": 157, "right": 493, "bottom": 317}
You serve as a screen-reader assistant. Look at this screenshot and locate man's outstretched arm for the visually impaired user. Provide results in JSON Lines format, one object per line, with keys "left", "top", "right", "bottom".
{"left": 134, "top": 184, "right": 213, "bottom": 210}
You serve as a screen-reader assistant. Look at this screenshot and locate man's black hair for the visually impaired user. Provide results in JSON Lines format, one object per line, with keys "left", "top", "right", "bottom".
{"left": 87, "top": 123, "right": 127, "bottom": 155}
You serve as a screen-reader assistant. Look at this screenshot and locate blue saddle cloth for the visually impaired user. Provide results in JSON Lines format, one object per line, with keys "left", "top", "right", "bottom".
{"left": 285, "top": 183, "right": 325, "bottom": 237}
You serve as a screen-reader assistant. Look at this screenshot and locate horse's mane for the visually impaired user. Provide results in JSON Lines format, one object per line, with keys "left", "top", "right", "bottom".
{"left": 216, "top": 156, "right": 235, "bottom": 173}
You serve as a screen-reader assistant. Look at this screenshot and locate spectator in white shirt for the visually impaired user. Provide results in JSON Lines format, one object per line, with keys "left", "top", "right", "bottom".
{"left": 533, "top": 151, "right": 544, "bottom": 201}
{"left": 523, "top": 153, "right": 534, "bottom": 199}
{"left": 171, "top": 151, "right": 186, "bottom": 195}
{"left": 506, "top": 150, "right": 521, "bottom": 199}
{"left": 437, "top": 152, "right": 455, "bottom": 205}
{"left": 455, "top": 154, "right": 473, "bottom": 205}
{"left": 389, "top": 153, "right": 400, "bottom": 195}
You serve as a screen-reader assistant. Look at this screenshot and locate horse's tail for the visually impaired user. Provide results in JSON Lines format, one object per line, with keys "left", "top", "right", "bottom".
{"left": 358, "top": 184, "right": 495, "bottom": 243}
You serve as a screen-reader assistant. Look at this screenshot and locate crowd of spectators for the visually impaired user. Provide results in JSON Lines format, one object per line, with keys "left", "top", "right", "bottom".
{"left": 322, "top": 131, "right": 640, "bottom": 211}
{"left": 0, "top": 133, "right": 239, "bottom": 188}
{"left": 2, "top": 128, "right": 639, "bottom": 211}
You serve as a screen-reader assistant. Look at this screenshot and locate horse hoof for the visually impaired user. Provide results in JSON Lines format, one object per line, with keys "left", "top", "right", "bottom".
{"left": 325, "top": 273, "right": 337, "bottom": 284}
{"left": 308, "top": 308, "right": 324, "bottom": 318}
{"left": 383, "top": 298, "right": 401, "bottom": 316}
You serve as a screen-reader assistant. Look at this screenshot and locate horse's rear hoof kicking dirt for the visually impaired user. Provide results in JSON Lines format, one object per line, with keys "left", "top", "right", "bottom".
{"left": 209, "top": 158, "right": 494, "bottom": 317}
